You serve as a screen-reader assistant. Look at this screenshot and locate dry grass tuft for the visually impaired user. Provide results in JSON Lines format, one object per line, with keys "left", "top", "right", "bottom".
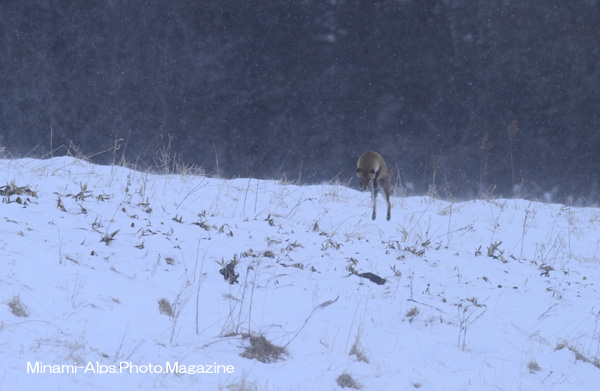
{"left": 219, "top": 256, "right": 240, "bottom": 284}
{"left": 240, "top": 334, "right": 287, "bottom": 363}
{"left": 527, "top": 360, "right": 541, "bottom": 373}
{"left": 0, "top": 181, "right": 37, "bottom": 197}
{"left": 158, "top": 298, "right": 174, "bottom": 317}
{"left": 555, "top": 343, "right": 600, "bottom": 369}
{"left": 226, "top": 377, "right": 258, "bottom": 391}
{"left": 349, "top": 334, "right": 369, "bottom": 363}
{"left": 7, "top": 295, "right": 29, "bottom": 317}
{"left": 336, "top": 372, "right": 361, "bottom": 389}
{"left": 405, "top": 306, "right": 420, "bottom": 320}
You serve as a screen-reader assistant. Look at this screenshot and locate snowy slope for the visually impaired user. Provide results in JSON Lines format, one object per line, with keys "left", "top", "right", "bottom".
{"left": 1, "top": 157, "right": 599, "bottom": 390}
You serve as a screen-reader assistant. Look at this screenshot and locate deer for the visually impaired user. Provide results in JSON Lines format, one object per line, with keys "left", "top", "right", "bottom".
{"left": 356, "top": 151, "right": 393, "bottom": 220}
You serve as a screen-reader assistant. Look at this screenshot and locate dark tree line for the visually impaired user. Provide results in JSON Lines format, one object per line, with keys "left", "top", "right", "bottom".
{"left": 1, "top": 0, "right": 599, "bottom": 204}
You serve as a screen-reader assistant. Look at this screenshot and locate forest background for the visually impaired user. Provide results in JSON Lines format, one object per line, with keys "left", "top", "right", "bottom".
{"left": 1, "top": 0, "right": 598, "bottom": 204}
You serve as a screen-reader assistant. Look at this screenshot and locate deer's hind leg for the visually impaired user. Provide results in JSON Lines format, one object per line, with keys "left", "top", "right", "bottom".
{"left": 371, "top": 185, "right": 379, "bottom": 220}
{"left": 385, "top": 193, "right": 391, "bottom": 221}
{"left": 380, "top": 177, "right": 392, "bottom": 221}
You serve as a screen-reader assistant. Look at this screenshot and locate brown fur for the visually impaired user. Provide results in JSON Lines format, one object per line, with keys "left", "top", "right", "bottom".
{"left": 356, "top": 151, "right": 393, "bottom": 220}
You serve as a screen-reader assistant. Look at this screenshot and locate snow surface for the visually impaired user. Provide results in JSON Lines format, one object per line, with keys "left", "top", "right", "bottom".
{"left": 1, "top": 157, "right": 599, "bottom": 390}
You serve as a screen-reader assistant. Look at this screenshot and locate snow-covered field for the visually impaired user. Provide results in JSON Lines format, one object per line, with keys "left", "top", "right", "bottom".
{"left": 1, "top": 157, "right": 599, "bottom": 390}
